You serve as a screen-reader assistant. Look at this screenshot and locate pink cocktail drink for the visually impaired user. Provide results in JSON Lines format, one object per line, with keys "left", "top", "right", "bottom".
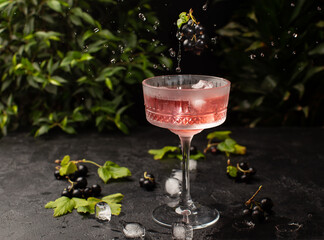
{"left": 142, "top": 75, "right": 230, "bottom": 229}
{"left": 143, "top": 75, "right": 230, "bottom": 136}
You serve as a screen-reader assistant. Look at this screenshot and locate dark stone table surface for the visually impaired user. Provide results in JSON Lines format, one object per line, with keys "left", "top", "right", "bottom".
{"left": 0, "top": 127, "right": 323, "bottom": 240}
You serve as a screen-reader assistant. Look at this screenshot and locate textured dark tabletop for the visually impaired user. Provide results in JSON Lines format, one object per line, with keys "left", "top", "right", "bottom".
{"left": 0, "top": 127, "right": 323, "bottom": 240}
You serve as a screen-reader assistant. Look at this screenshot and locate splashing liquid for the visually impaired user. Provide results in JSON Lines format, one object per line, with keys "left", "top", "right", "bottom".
{"left": 176, "top": 39, "right": 182, "bottom": 73}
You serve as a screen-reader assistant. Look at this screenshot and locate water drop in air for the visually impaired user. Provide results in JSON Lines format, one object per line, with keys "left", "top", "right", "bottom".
{"left": 94, "top": 28, "right": 99, "bottom": 33}
{"left": 211, "top": 37, "right": 217, "bottom": 44}
{"left": 138, "top": 13, "right": 146, "bottom": 21}
{"left": 270, "top": 41, "right": 275, "bottom": 46}
{"left": 290, "top": 3, "right": 295, "bottom": 7}
{"left": 153, "top": 64, "right": 158, "bottom": 69}
{"left": 169, "top": 48, "right": 176, "bottom": 57}
{"left": 260, "top": 53, "right": 265, "bottom": 57}
{"left": 104, "top": 44, "right": 108, "bottom": 48}
{"left": 202, "top": 1, "right": 208, "bottom": 11}
{"left": 317, "top": 6, "right": 322, "bottom": 11}
{"left": 293, "top": 33, "right": 298, "bottom": 38}
{"left": 110, "top": 58, "right": 116, "bottom": 64}
{"left": 274, "top": 54, "right": 278, "bottom": 59}
{"left": 292, "top": 51, "right": 296, "bottom": 55}
{"left": 176, "top": 67, "right": 181, "bottom": 73}
{"left": 249, "top": 54, "right": 256, "bottom": 60}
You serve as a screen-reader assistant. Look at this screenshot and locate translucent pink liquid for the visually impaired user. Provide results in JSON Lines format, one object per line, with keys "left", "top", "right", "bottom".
{"left": 144, "top": 94, "right": 229, "bottom": 131}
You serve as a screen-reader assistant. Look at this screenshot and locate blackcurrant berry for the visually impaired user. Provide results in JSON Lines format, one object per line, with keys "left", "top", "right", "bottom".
{"left": 83, "top": 187, "right": 93, "bottom": 199}
{"left": 54, "top": 170, "right": 64, "bottom": 180}
{"left": 74, "top": 177, "right": 87, "bottom": 189}
{"left": 242, "top": 208, "right": 252, "bottom": 218}
{"left": 68, "top": 171, "right": 81, "bottom": 181}
{"left": 183, "top": 39, "right": 194, "bottom": 51}
{"left": 195, "top": 24, "right": 204, "bottom": 34}
{"left": 72, "top": 189, "right": 83, "bottom": 198}
{"left": 61, "top": 189, "right": 72, "bottom": 198}
{"left": 77, "top": 164, "right": 88, "bottom": 177}
{"left": 182, "top": 25, "right": 194, "bottom": 37}
{"left": 195, "top": 39, "right": 205, "bottom": 50}
{"left": 239, "top": 162, "right": 249, "bottom": 171}
{"left": 143, "top": 179, "right": 155, "bottom": 191}
{"left": 92, "top": 184, "right": 102, "bottom": 197}
{"left": 251, "top": 209, "right": 264, "bottom": 223}
{"left": 198, "top": 34, "right": 207, "bottom": 41}
{"left": 139, "top": 177, "right": 145, "bottom": 187}
{"left": 190, "top": 145, "right": 198, "bottom": 155}
{"left": 248, "top": 167, "right": 256, "bottom": 175}
{"left": 260, "top": 198, "right": 273, "bottom": 212}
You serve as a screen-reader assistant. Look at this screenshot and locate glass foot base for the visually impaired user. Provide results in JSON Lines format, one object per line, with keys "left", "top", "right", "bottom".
{"left": 152, "top": 203, "right": 220, "bottom": 229}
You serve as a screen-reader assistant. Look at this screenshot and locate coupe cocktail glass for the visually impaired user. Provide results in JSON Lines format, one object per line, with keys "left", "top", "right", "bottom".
{"left": 142, "top": 75, "right": 230, "bottom": 229}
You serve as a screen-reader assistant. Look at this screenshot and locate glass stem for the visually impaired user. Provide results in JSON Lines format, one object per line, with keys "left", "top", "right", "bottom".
{"left": 179, "top": 135, "right": 195, "bottom": 211}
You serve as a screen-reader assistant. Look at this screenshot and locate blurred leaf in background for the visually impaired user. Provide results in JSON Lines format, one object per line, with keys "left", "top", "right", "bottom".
{"left": 0, "top": 0, "right": 171, "bottom": 136}
{"left": 213, "top": 0, "right": 324, "bottom": 126}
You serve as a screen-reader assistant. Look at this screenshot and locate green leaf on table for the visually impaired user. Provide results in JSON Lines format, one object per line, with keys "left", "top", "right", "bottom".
{"left": 45, "top": 194, "right": 124, "bottom": 216}
{"left": 190, "top": 151, "right": 205, "bottom": 160}
{"left": 207, "top": 131, "right": 232, "bottom": 140}
{"left": 148, "top": 146, "right": 180, "bottom": 160}
{"left": 98, "top": 161, "right": 131, "bottom": 183}
{"left": 217, "top": 138, "right": 237, "bottom": 153}
{"left": 234, "top": 144, "right": 247, "bottom": 155}
{"left": 227, "top": 165, "right": 238, "bottom": 178}
{"left": 45, "top": 196, "right": 75, "bottom": 217}
{"left": 59, "top": 155, "right": 77, "bottom": 176}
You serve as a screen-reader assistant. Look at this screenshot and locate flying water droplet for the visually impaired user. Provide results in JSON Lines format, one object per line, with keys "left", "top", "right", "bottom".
{"left": 153, "top": 25, "right": 158, "bottom": 30}
{"left": 169, "top": 48, "right": 176, "bottom": 57}
{"left": 211, "top": 37, "right": 217, "bottom": 44}
{"left": 260, "top": 53, "right": 265, "bottom": 57}
{"left": 94, "top": 27, "right": 99, "bottom": 33}
{"left": 290, "top": 3, "right": 295, "bottom": 7}
{"left": 110, "top": 58, "right": 116, "bottom": 64}
{"left": 317, "top": 6, "right": 322, "bottom": 11}
{"left": 129, "top": 57, "right": 134, "bottom": 62}
{"left": 138, "top": 13, "right": 146, "bottom": 21}
{"left": 274, "top": 54, "right": 278, "bottom": 59}
{"left": 202, "top": 1, "right": 208, "bottom": 11}
{"left": 292, "top": 51, "right": 296, "bottom": 55}
{"left": 112, "top": 50, "right": 116, "bottom": 54}
{"left": 271, "top": 41, "right": 275, "bottom": 46}
{"left": 176, "top": 67, "right": 181, "bottom": 73}
{"left": 293, "top": 33, "right": 298, "bottom": 38}
{"left": 153, "top": 64, "right": 158, "bottom": 69}
{"left": 249, "top": 54, "right": 256, "bottom": 60}
{"left": 104, "top": 44, "right": 108, "bottom": 48}
{"left": 82, "top": 45, "right": 89, "bottom": 53}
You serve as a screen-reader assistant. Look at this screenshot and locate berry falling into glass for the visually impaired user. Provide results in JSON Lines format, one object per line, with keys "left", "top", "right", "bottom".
{"left": 142, "top": 75, "right": 230, "bottom": 229}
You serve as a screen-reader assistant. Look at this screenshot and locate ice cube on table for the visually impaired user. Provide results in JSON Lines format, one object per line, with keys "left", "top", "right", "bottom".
{"left": 165, "top": 177, "right": 181, "bottom": 197}
{"left": 122, "top": 222, "right": 145, "bottom": 239}
{"left": 95, "top": 202, "right": 111, "bottom": 221}
{"left": 189, "top": 159, "right": 197, "bottom": 171}
{"left": 172, "top": 222, "right": 193, "bottom": 240}
{"left": 191, "top": 80, "right": 214, "bottom": 89}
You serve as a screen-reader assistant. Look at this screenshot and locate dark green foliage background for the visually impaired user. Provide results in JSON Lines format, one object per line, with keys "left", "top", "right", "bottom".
{"left": 0, "top": 0, "right": 171, "bottom": 136}
{"left": 0, "top": 0, "right": 323, "bottom": 137}
{"left": 213, "top": 0, "right": 324, "bottom": 126}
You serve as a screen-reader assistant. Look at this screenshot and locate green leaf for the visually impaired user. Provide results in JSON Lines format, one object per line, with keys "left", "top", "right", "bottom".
{"left": 73, "top": 198, "right": 89, "bottom": 208}
{"left": 190, "top": 151, "right": 205, "bottom": 160}
{"left": 48, "top": 197, "right": 75, "bottom": 217}
{"left": 177, "top": 12, "right": 189, "bottom": 29}
{"left": 308, "top": 43, "right": 324, "bottom": 55}
{"left": 47, "top": 0, "right": 63, "bottom": 13}
{"left": 61, "top": 155, "right": 70, "bottom": 166}
{"left": 98, "top": 161, "right": 131, "bottom": 183}
{"left": 102, "top": 193, "right": 124, "bottom": 215}
{"left": 148, "top": 146, "right": 180, "bottom": 160}
{"left": 227, "top": 165, "right": 238, "bottom": 178}
{"left": 59, "top": 162, "right": 77, "bottom": 176}
{"left": 234, "top": 144, "right": 246, "bottom": 155}
{"left": 217, "top": 138, "right": 237, "bottom": 153}
{"left": 207, "top": 131, "right": 232, "bottom": 140}
{"left": 34, "top": 125, "right": 51, "bottom": 137}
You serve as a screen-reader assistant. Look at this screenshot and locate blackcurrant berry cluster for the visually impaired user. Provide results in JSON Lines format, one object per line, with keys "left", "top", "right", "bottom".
{"left": 54, "top": 164, "right": 89, "bottom": 181}
{"left": 227, "top": 161, "right": 256, "bottom": 183}
{"left": 139, "top": 172, "right": 156, "bottom": 191}
{"left": 243, "top": 186, "right": 274, "bottom": 223}
{"left": 62, "top": 180, "right": 102, "bottom": 199}
{"left": 177, "top": 10, "right": 208, "bottom": 55}
{"left": 54, "top": 162, "right": 101, "bottom": 199}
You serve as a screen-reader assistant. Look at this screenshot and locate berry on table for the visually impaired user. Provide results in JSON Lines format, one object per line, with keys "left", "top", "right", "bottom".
{"left": 77, "top": 164, "right": 88, "bottom": 177}
{"left": 92, "top": 184, "right": 102, "bottom": 197}
{"left": 139, "top": 172, "right": 156, "bottom": 191}
{"left": 74, "top": 177, "right": 87, "bottom": 189}
{"left": 72, "top": 189, "right": 83, "bottom": 198}
{"left": 54, "top": 170, "right": 64, "bottom": 180}
{"left": 61, "top": 189, "right": 72, "bottom": 198}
